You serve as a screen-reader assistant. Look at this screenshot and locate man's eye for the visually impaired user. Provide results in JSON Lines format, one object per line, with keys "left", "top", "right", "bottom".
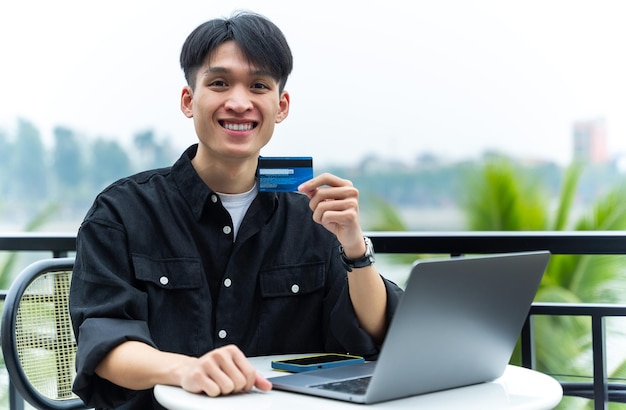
{"left": 210, "top": 80, "right": 227, "bottom": 87}
{"left": 252, "top": 83, "right": 269, "bottom": 90}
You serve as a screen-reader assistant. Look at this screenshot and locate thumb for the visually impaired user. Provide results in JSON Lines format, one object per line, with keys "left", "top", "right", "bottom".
{"left": 254, "top": 372, "right": 273, "bottom": 391}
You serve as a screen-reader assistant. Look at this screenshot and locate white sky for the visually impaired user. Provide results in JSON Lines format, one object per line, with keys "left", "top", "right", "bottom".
{"left": 1, "top": 0, "right": 626, "bottom": 167}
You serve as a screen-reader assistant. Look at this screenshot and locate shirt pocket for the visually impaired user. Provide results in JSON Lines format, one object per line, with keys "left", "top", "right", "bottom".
{"left": 256, "top": 262, "right": 327, "bottom": 353}
{"left": 259, "top": 261, "right": 325, "bottom": 297}
{"left": 131, "top": 254, "right": 208, "bottom": 355}
{"left": 132, "top": 254, "right": 203, "bottom": 290}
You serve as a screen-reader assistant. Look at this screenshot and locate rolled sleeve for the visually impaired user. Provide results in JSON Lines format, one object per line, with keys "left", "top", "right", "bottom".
{"left": 73, "top": 318, "right": 156, "bottom": 407}
{"left": 70, "top": 213, "right": 157, "bottom": 406}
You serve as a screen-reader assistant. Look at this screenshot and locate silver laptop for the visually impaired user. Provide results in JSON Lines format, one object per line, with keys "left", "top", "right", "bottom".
{"left": 269, "top": 250, "right": 550, "bottom": 404}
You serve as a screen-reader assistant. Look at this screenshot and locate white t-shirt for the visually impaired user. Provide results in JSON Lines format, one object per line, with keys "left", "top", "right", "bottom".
{"left": 217, "top": 183, "right": 258, "bottom": 240}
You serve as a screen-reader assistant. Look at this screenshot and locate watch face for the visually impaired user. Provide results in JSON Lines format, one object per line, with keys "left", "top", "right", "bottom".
{"left": 365, "top": 237, "right": 374, "bottom": 255}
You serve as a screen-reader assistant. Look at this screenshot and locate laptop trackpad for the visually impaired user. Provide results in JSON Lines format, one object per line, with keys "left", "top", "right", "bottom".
{"left": 270, "top": 361, "right": 376, "bottom": 388}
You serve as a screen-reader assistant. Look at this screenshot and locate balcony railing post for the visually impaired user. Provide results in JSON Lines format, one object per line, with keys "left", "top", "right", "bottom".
{"left": 521, "top": 314, "right": 535, "bottom": 369}
{"left": 592, "top": 315, "right": 608, "bottom": 410}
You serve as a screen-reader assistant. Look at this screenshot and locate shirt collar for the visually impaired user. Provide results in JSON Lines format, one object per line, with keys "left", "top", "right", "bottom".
{"left": 171, "top": 144, "right": 212, "bottom": 220}
{"left": 172, "top": 144, "right": 279, "bottom": 221}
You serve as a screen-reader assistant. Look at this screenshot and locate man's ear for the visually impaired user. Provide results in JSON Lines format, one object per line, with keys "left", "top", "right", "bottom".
{"left": 275, "top": 91, "right": 290, "bottom": 123}
{"left": 180, "top": 86, "right": 194, "bottom": 118}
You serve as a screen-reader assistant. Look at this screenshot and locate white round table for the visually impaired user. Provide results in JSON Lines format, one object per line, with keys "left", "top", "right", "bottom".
{"left": 154, "top": 354, "right": 563, "bottom": 410}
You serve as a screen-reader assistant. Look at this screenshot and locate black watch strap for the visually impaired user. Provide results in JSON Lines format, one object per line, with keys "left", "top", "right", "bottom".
{"left": 339, "top": 236, "right": 375, "bottom": 272}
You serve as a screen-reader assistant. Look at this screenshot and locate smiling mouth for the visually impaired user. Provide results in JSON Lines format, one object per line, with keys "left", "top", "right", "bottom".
{"left": 220, "top": 121, "right": 257, "bottom": 131}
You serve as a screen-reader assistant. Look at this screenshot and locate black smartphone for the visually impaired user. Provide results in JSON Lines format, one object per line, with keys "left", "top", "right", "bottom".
{"left": 271, "top": 353, "right": 365, "bottom": 373}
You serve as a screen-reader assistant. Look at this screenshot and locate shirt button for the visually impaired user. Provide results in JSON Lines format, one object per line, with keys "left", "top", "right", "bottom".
{"left": 211, "top": 194, "right": 218, "bottom": 203}
{"left": 159, "top": 276, "right": 169, "bottom": 286}
{"left": 224, "top": 278, "right": 232, "bottom": 288}
{"left": 291, "top": 284, "right": 300, "bottom": 294}
{"left": 218, "top": 329, "right": 227, "bottom": 339}
{"left": 223, "top": 226, "right": 232, "bottom": 235}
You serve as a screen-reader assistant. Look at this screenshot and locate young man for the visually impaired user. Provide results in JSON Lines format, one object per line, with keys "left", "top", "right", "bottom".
{"left": 70, "top": 11, "right": 403, "bottom": 409}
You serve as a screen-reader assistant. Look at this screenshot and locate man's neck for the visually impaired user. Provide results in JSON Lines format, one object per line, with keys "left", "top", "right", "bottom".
{"left": 191, "top": 151, "right": 258, "bottom": 194}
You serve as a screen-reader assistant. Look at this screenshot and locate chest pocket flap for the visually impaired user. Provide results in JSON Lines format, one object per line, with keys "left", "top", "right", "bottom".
{"left": 260, "top": 261, "right": 325, "bottom": 297}
{"left": 132, "top": 254, "right": 203, "bottom": 290}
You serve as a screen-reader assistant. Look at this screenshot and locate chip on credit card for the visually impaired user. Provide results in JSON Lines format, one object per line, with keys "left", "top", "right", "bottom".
{"left": 258, "top": 157, "right": 313, "bottom": 192}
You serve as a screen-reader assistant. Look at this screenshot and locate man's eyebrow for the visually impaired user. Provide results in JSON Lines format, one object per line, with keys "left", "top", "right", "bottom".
{"left": 201, "top": 66, "right": 274, "bottom": 78}
{"left": 250, "top": 69, "right": 275, "bottom": 78}
{"left": 201, "top": 67, "right": 229, "bottom": 76}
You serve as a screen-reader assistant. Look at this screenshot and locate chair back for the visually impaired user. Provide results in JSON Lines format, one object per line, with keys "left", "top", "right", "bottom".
{"left": 1, "top": 257, "right": 87, "bottom": 409}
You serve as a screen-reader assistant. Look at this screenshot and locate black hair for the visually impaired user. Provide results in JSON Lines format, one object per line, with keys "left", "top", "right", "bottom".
{"left": 180, "top": 11, "right": 293, "bottom": 93}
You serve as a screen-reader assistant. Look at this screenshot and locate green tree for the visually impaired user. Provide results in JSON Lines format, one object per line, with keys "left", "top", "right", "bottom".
{"left": 464, "top": 158, "right": 548, "bottom": 231}
{"left": 52, "top": 126, "right": 83, "bottom": 193}
{"left": 89, "top": 138, "right": 132, "bottom": 190}
{"left": 133, "top": 129, "right": 175, "bottom": 170}
{"left": 11, "top": 119, "right": 48, "bottom": 202}
{"left": 0, "top": 130, "right": 10, "bottom": 198}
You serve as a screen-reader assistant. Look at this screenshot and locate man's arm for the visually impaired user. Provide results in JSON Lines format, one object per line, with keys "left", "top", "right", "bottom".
{"left": 95, "top": 341, "right": 271, "bottom": 397}
{"left": 298, "top": 173, "right": 388, "bottom": 343}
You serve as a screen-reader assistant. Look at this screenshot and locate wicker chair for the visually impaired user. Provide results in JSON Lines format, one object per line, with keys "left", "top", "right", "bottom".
{"left": 1, "top": 257, "right": 87, "bottom": 409}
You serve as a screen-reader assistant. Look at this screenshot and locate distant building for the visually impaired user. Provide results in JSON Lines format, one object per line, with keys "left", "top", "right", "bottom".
{"left": 572, "top": 118, "right": 608, "bottom": 164}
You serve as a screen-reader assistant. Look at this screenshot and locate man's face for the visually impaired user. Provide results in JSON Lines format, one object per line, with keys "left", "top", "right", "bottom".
{"left": 181, "top": 41, "right": 290, "bottom": 162}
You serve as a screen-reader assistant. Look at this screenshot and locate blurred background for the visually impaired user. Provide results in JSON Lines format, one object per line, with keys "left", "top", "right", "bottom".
{"left": 1, "top": 0, "right": 625, "bottom": 233}
{"left": 3, "top": 2, "right": 626, "bottom": 408}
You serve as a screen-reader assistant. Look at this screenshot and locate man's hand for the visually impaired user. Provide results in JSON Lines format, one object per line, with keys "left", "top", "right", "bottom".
{"left": 180, "top": 345, "right": 272, "bottom": 397}
{"left": 95, "top": 342, "right": 271, "bottom": 397}
{"left": 298, "top": 173, "right": 365, "bottom": 258}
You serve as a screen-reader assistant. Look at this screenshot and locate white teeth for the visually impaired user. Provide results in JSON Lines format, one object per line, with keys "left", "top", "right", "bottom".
{"left": 223, "top": 122, "right": 253, "bottom": 131}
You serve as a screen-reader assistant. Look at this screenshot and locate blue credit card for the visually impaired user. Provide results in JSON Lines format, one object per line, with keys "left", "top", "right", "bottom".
{"left": 258, "top": 157, "right": 313, "bottom": 192}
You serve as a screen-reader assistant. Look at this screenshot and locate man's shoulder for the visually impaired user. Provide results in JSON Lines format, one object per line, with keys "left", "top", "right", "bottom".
{"left": 87, "top": 167, "right": 175, "bottom": 215}
{"left": 83, "top": 167, "right": 176, "bottom": 224}
{"left": 127, "top": 166, "right": 172, "bottom": 183}
{"left": 102, "top": 166, "right": 172, "bottom": 193}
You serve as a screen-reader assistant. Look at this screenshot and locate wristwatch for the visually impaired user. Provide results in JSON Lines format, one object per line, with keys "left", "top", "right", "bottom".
{"left": 339, "top": 236, "right": 376, "bottom": 272}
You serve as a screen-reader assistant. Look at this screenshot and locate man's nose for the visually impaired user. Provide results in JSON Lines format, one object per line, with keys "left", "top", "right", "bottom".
{"left": 224, "top": 86, "right": 253, "bottom": 112}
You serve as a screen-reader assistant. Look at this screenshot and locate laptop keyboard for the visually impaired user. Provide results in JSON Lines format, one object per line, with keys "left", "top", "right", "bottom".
{"left": 311, "top": 376, "right": 372, "bottom": 395}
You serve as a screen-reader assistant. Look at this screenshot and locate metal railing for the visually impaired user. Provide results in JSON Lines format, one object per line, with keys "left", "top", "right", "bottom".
{"left": 521, "top": 302, "right": 626, "bottom": 409}
{"left": 2, "top": 231, "right": 626, "bottom": 409}
{"left": 0, "top": 233, "right": 76, "bottom": 258}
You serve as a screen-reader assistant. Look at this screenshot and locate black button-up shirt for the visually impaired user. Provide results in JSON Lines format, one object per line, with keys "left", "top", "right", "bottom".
{"left": 69, "top": 144, "right": 403, "bottom": 409}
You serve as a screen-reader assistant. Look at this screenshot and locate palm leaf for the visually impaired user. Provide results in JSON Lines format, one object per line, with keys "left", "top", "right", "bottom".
{"left": 565, "top": 186, "right": 626, "bottom": 301}
{"left": 551, "top": 163, "right": 583, "bottom": 231}
{"left": 460, "top": 158, "right": 626, "bottom": 403}
{"left": 464, "top": 159, "right": 547, "bottom": 231}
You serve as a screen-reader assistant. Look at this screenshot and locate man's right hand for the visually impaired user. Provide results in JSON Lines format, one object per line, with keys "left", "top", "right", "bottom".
{"left": 179, "top": 344, "right": 272, "bottom": 396}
